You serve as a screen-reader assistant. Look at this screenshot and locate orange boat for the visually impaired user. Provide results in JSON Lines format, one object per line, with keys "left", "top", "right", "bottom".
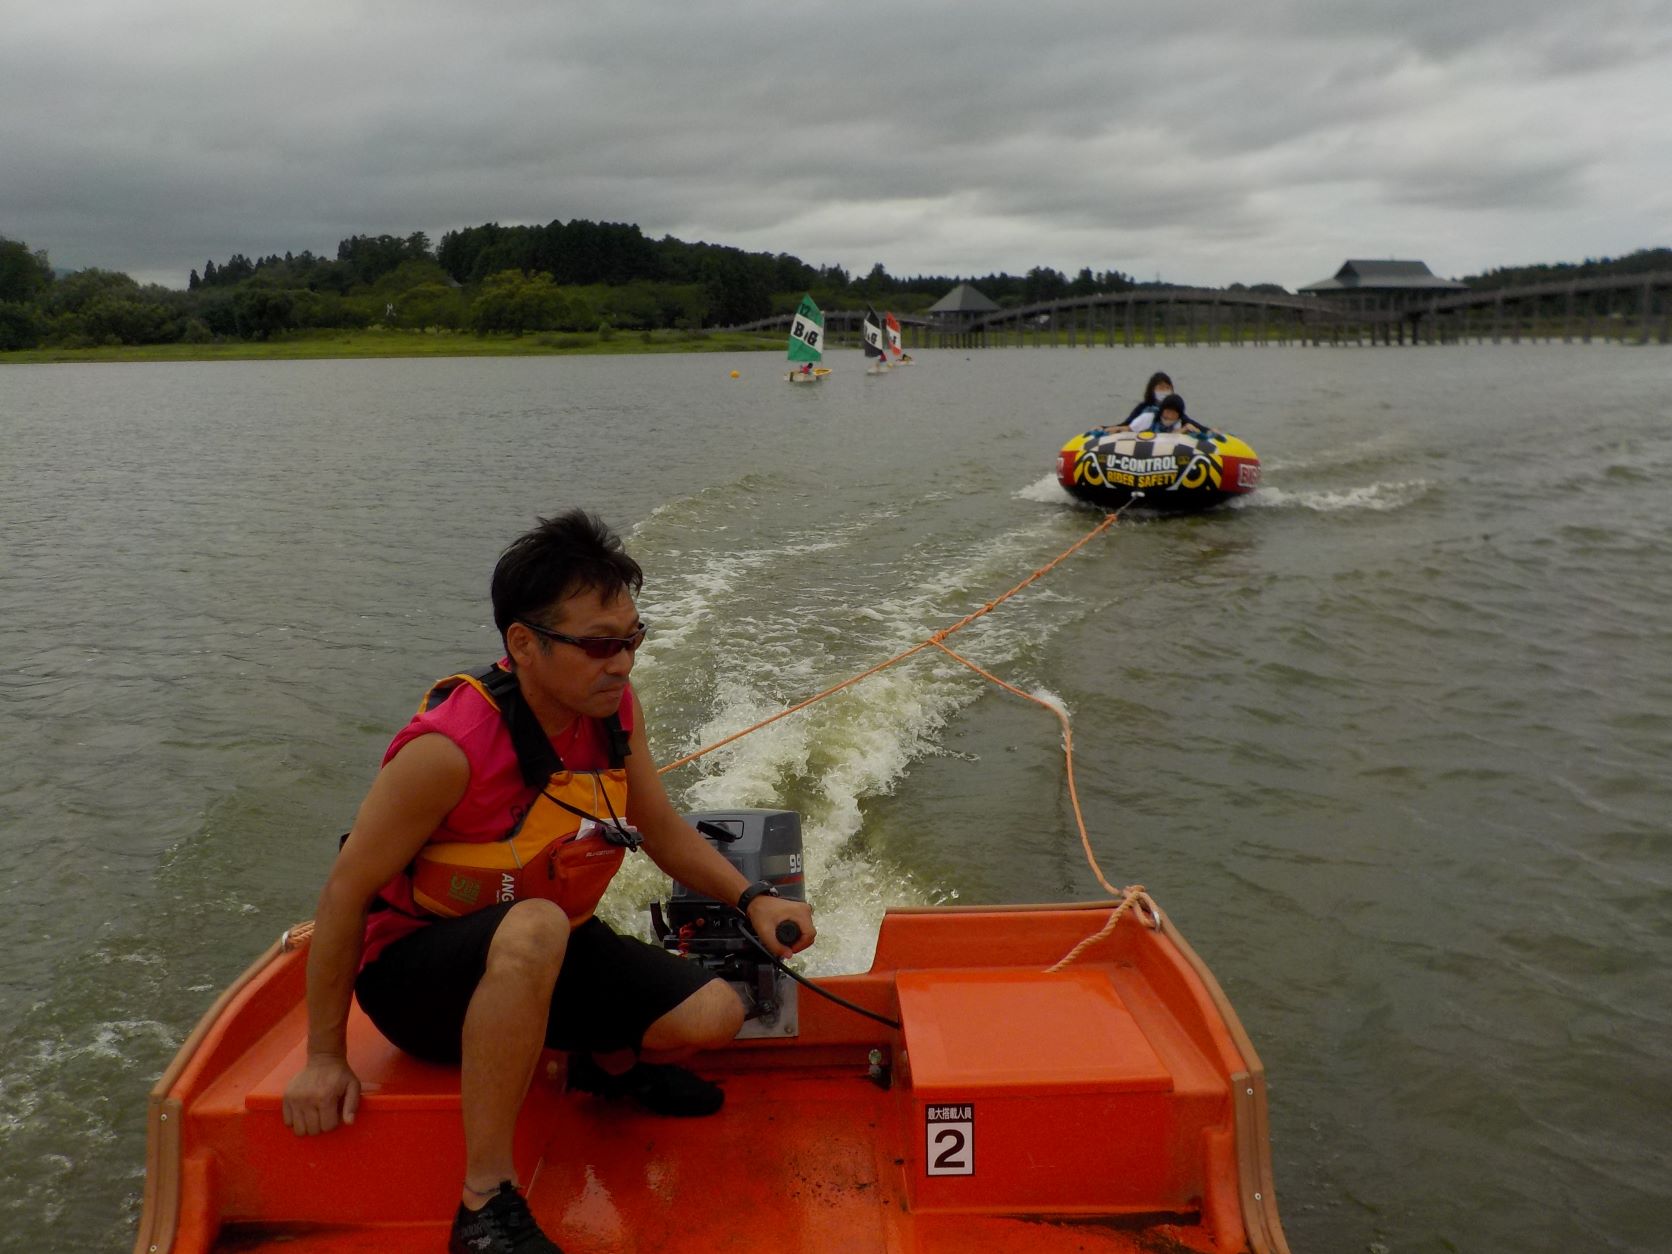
{"left": 135, "top": 898, "right": 1290, "bottom": 1254}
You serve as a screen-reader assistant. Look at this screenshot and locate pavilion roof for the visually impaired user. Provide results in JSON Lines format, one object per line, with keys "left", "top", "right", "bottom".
{"left": 926, "top": 283, "right": 1001, "bottom": 313}
{"left": 1300, "top": 260, "right": 1466, "bottom": 292}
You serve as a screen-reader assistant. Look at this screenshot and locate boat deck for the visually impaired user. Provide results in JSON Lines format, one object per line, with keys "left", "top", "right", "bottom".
{"left": 138, "top": 903, "right": 1289, "bottom": 1254}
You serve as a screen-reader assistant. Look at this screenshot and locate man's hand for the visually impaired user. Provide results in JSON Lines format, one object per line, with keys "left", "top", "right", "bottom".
{"left": 282, "top": 1053, "right": 362, "bottom": 1137}
{"left": 747, "top": 895, "right": 816, "bottom": 960}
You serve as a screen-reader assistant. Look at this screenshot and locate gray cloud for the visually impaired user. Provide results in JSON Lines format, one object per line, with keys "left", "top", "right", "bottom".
{"left": 2, "top": 0, "right": 1668, "bottom": 290}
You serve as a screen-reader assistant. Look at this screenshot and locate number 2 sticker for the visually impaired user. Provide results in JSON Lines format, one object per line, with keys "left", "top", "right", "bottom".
{"left": 925, "top": 1103, "right": 973, "bottom": 1175}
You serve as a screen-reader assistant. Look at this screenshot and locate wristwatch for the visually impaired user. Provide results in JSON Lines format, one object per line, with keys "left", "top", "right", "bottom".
{"left": 736, "top": 879, "right": 781, "bottom": 912}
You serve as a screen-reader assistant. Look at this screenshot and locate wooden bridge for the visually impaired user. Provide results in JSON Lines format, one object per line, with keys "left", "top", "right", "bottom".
{"left": 722, "top": 273, "right": 1672, "bottom": 348}
{"left": 725, "top": 310, "right": 933, "bottom": 335}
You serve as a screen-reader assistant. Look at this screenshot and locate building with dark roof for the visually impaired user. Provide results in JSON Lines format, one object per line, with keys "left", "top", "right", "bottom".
{"left": 1300, "top": 260, "right": 1467, "bottom": 299}
{"left": 926, "top": 283, "right": 1000, "bottom": 321}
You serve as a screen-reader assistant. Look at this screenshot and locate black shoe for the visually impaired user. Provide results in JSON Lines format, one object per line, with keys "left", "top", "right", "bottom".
{"left": 566, "top": 1052, "right": 724, "bottom": 1117}
{"left": 449, "top": 1181, "right": 562, "bottom": 1254}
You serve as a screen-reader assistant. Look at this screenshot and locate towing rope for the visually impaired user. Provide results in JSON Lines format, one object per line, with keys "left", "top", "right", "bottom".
{"left": 657, "top": 504, "right": 1158, "bottom": 970}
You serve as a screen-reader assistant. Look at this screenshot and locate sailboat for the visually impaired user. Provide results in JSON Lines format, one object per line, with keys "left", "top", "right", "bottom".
{"left": 884, "top": 311, "right": 913, "bottom": 364}
{"left": 863, "top": 307, "right": 890, "bottom": 374}
{"left": 785, "top": 295, "right": 831, "bottom": 383}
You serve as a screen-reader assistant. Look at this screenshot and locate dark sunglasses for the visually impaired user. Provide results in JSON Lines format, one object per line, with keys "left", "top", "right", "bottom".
{"left": 517, "top": 619, "right": 647, "bottom": 659}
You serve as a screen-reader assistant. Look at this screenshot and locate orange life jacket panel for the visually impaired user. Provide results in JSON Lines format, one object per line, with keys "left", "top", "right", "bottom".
{"left": 406, "top": 667, "right": 636, "bottom": 925}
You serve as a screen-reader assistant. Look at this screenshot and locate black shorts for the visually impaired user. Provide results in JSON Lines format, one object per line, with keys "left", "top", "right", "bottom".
{"left": 355, "top": 906, "right": 720, "bottom": 1063}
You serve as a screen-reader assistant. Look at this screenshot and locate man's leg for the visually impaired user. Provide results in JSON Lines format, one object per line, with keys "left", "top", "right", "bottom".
{"left": 554, "top": 922, "right": 744, "bottom": 1115}
{"left": 641, "top": 979, "right": 746, "bottom": 1059}
{"left": 459, "top": 899, "right": 569, "bottom": 1207}
{"left": 576, "top": 981, "right": 743, "bottom": 1117}
{"left": 590, "top": 979, "right": 744, "bottom": 1073}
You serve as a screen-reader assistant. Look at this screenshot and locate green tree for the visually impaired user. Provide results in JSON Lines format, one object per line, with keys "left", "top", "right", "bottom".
{"left": 233, "top": 286, "right": 295, "bottom": 339}
{"left": 467, "top": 270, "right": 578, "bottom": 335}
{"left": 0, "top": 236, "right": 54, "bottom": 304}
{"left": 79, "top": 296, "right": 170, "bottom": 345}
{"left": 1023, "top": 267, "right": 1068, "bottom": 303}
{"left": 596, "top": 281, "right": 662, "bottom": 330}
{"left": 287, "top": 288, "right": 352, "bottom": 330}
{"left": 0, "top": 301, "right": 44, "bottom": 350}
{"left": 856, "top": 262, "right": 893, "bottom": 297}
{"left": 397, "top": 283, "right": 464, "bottom": 330}
{"left": 336, "top": 233, "right": 433, "bottom": 287}
{"left": 46, "top": 268, "right": 140, "bottom": 315}
{"left": 371, "top": 258, "right": 454, "bottom": 297}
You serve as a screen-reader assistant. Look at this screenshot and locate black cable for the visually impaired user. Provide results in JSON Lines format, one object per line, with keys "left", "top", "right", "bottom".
{"left": 736, "top": 918, "right": 902, "bottom": 1032}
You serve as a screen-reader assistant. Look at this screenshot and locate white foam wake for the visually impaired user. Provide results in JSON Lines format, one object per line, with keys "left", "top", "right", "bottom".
{"left": 1014, "top": 473, "right": 1070, "bottom": 503}
{"left": 1236, "top": 480, "right": 1431, "bottom": 513}
{"left": 600, "top": 516, "right": 1082, "bottom": 975}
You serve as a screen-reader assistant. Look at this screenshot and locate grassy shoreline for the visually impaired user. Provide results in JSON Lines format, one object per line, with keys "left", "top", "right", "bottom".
{"left": 0, "top": 327, "right": 785, "bottom": 365}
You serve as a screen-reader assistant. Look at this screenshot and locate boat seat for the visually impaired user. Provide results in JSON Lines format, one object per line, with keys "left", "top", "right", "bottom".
{"left": 243, "top": 1006, "right": 470, "bottom": 1113}
{"left": 200, "top": 1004, "right": 560, "bottom": 1226}
{"left": 896, "top": 966, "right": 1221, "bottom": 1217}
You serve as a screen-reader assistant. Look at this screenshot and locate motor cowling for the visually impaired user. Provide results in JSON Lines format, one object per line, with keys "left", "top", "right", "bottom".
{"left": 651, "top": 809, "right": 805, "bottom": 1038}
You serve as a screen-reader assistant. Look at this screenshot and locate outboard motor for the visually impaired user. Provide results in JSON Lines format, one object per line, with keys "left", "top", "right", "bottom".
{"left": 651, "top": 808, "right": 805, "bottom": 1040}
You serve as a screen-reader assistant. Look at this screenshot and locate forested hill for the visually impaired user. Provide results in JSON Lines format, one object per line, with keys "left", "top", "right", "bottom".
{"left": 0, "top": 217, "right": 1139, "bottom": 351}
{"left": 1464, "top": 247, "right": 1672, "bottom": 290}
{"left": 2, "top": 217, "right": 1665, "bottom": 354}
{"left": 192, "top": 219, "right": 1140, "bottom": 324}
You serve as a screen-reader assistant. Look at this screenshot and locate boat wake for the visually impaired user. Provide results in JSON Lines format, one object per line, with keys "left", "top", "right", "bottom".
{"left": 605, "top": 509, "right": 1080, "bottom": 975}
{"left": 1014, "top": 472, "right": 1069, "bottom": 503}
{"left": 1232, "top": 479, "right": 1431, "bottom": 513}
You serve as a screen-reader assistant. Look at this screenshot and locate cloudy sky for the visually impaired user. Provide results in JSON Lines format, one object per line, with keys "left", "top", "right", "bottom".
{"left": 4, "top": 0, "right": 1670, "bottom": 291}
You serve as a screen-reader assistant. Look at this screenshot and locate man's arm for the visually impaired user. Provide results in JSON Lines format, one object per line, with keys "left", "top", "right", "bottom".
{"left": 622, "top": 692, "right": 815, "bottom": 959}
{"left": 281, "top": 733, "right": 468, "bottom": 1136}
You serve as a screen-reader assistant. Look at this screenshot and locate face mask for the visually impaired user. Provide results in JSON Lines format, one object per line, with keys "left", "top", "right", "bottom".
{"left": 1153, "top": 390, "right": 1171, "bottom": 402}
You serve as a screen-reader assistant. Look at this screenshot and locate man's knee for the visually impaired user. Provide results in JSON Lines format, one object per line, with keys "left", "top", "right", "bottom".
{"left": 484, "top": 900, "right": 569, "bottom": 981}
{"left": 643, "top": 979, "right": 746, "bottom": 1053}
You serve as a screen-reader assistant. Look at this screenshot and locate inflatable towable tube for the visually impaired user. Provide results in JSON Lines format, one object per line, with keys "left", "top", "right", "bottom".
{"left": 1056, "top": 427, "right": 1261, "bottom": 512}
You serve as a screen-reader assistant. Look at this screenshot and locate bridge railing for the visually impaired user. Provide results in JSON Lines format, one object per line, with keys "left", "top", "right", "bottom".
{"left": 712, "top": 274, "right": 1671, "bottom": 347}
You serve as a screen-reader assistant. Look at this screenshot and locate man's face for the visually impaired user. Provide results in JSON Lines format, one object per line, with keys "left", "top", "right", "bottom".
{"left": 510, "top": 584, "right": 641, "bottom": 721}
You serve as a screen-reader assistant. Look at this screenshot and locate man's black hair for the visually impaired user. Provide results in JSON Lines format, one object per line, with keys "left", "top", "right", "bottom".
{"left": 491, "top": 509, "right": 643, "bottom": 645}
{"left": 1159, "top": 393, "right": 1186, "bottom": 415}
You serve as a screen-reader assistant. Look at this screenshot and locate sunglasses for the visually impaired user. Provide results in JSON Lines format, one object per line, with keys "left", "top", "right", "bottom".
{"left": 517, "top": 619, "right": 647, "bottom": 659}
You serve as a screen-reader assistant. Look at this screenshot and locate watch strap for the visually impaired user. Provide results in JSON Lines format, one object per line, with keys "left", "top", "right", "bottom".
{"left": 736, "top": 879, "right": 780, "bottom": 912}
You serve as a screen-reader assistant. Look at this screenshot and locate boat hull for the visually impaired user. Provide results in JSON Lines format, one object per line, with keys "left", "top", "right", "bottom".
{"left": 786, "top": 367, "right": 830, "bottom": 384}
{"left": 136, "top": 903, "right": 1289, "bottom": 1254}
{"left": 1057, "top": 429, "right": 1261, "bottom": 512}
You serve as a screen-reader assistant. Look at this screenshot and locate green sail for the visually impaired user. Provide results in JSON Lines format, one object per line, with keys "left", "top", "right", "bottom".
{"left": 787, "top": 295, "right": 825, "bottom": 364}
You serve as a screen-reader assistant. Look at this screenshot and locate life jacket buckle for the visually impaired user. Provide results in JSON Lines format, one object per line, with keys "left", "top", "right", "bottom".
{"left": 581, "top": 817, "right": 643, "bottom": 851}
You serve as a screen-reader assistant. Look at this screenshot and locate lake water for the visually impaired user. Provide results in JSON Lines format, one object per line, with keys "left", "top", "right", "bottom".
{"left": 1, "top": 345, "right": 1669, "bottom": 1252}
